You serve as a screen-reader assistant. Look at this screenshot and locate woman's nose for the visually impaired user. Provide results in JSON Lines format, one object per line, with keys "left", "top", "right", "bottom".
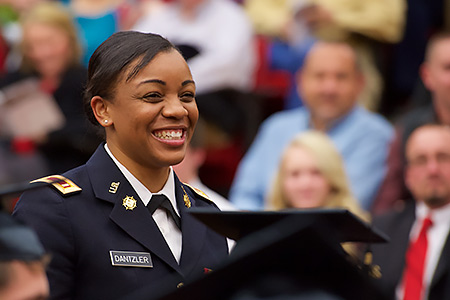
{"left": 162, "top": 97, "right": 188, "bottom": 119}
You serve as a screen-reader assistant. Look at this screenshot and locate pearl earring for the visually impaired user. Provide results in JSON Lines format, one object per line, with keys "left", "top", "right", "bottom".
{"left": 104, "top": 120, "right": 108, "bottom": 124}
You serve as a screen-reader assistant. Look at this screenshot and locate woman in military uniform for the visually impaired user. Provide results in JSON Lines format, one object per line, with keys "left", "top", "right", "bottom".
{"left": 13, "top": 31, "right": 229, "bottom": 299}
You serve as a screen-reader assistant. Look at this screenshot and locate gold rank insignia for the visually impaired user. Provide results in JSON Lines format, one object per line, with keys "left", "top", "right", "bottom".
{"left": 183, "top": 183, "right": 212, "bottom": 203}
{"left": 31, "top": 175, "right": 82, "bottom": 196}
{"left": 180, "top": 185, "right": 191, "bottom": 208}
{"left": 184, "top": 193, "right": 191, "bottom": 208}
{"left": 122, "top": 196, "right": 137, "bottom": 210}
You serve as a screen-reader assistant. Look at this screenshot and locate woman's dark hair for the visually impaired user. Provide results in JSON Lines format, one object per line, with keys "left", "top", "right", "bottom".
{"left": 83, "top": 31, "right": 179, "bottom": 126}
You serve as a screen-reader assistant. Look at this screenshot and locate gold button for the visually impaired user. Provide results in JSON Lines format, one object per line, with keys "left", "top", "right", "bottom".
{"left": 177, "top": 282, "right": 184, "bottom": 288}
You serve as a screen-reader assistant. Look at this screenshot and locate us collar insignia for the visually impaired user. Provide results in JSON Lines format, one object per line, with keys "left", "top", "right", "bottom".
{"left": 123, "top": 196, "right": 137, "bottom": 211}
{"left": 109, "top": 182, "right": 120, "bottom": 194}
{"left": 181, "top": 186, "right": 191, "bottom": 208}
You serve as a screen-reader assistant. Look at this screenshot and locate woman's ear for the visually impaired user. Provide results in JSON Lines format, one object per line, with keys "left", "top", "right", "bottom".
{"left": 91, "top": 96, "right": 112, "bottom": 127}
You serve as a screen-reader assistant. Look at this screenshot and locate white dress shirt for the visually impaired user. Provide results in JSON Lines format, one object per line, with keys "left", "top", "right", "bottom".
{"left": 105, "top": 144, "right": 182, "bottom": 263}
{"left": 397, "top": 201, "right": 450, "bottom": 299}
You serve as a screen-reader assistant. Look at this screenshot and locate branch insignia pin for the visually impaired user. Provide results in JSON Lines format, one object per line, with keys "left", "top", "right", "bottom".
{"left": 123, "top": 196, "right": 137, "bottom": 211}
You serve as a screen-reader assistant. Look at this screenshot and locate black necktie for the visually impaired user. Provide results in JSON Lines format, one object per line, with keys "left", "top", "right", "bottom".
{"left": 147, "top": 194, "right": 181, "bottom": 229}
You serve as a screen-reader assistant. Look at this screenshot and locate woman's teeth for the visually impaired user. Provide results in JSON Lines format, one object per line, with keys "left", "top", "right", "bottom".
{"left": 154, "top": 130, "right": 183, "bottom": 140}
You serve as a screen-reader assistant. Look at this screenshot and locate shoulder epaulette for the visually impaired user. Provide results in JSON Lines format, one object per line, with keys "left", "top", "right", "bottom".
{"left": 183, "top": 183, "right": 213, "bottom": 203}
{"left": 31, "top": 175, "right": 82, "bottom": 196}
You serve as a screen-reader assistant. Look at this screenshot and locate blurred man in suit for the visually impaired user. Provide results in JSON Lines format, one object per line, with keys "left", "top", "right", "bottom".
{"left": 372, "top": 124, "right": 450, "bottom": 300}
{"left": 373, "top": 32, "right": 450, "bottom": 215}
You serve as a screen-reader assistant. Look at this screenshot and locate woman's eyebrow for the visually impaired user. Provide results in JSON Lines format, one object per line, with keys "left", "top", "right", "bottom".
{"left": 182, "top": 80, "right": 195, "bottom": 86}
{"left": 138, "top": 79, "right": 166, "bottom": 86}
{"left": 137, "top": 79, "right": 195, "bottom": 86}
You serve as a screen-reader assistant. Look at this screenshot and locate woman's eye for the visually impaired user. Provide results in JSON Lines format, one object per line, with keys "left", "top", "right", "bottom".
{"left": 180, "top": 92, "right": 195, "bottom": 102}
{"left": 142, "top": 93, "right": 163, "bottom": 102}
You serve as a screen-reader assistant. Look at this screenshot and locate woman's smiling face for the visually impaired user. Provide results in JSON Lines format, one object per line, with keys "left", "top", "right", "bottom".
{"left": 104, "top": 49, "right": 198, "bottom": 170}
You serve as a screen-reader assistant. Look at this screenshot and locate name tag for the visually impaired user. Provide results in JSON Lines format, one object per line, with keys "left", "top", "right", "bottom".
{"left": 109, "top": 251, "right": 153, "bottom": 268}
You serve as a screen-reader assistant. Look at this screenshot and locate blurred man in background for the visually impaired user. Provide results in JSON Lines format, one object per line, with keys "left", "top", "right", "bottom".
{"left": 230, "top": 41, "right": 393, "bottom": 211}
{"left": 373, "top": 32, "right": 450, "bottom": 215}
{"left": 372, "top": 125, "right": 450, "bottom": 300}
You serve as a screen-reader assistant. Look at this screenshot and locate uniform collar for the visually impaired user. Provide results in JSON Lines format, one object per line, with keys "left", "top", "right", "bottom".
{"left": 104, "top": 144, "right": 179, "bottom": 216}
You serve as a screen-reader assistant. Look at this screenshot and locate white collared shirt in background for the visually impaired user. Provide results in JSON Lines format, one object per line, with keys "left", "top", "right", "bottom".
{"left": 396, "top": 201, "right": 450, "bottom": 300}
{"left": 132, "top": 0, "right": 255, "bottom": 95}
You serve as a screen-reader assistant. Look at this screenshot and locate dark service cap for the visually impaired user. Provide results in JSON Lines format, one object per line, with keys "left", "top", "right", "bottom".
{"left": 0, "top": 211, "right": 45, "bottom": 261}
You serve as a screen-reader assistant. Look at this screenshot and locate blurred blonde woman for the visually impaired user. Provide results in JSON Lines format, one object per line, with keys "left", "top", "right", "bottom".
{"left": 0, "top": 2, "right": 100, "bottom": 184}
{"left": 267, "top": 130, "right": 369, "bottom": 257}
{"left": 267, "top": 130, "right": 368, "bottom": 222}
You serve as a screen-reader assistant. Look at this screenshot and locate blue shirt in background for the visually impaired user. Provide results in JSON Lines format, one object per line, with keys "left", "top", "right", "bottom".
{"left": 229, "top": 105, "right": 394, "bottom": 211}
{"left": 75, "top": 11, "right": 118, "bottom": 66}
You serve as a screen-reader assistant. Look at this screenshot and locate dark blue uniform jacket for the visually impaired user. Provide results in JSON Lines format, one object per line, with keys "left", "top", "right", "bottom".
{"left": 13, "top": 145, "right": 228, "bottom": 299}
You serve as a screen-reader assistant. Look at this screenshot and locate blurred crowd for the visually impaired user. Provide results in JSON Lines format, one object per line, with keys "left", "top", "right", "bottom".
{"left": 0, "top": 2, "right": 433, "bottom": 208}
{"left": 0, "top": 0, "right": 447, "bottom": 215}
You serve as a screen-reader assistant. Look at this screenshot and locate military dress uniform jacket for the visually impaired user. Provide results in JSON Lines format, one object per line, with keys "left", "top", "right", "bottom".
{"left": 371, "top": 201, "right": 450, "bottom": 300}
{"left": 12, "top": 144, "right": 229, "bottom": 300}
